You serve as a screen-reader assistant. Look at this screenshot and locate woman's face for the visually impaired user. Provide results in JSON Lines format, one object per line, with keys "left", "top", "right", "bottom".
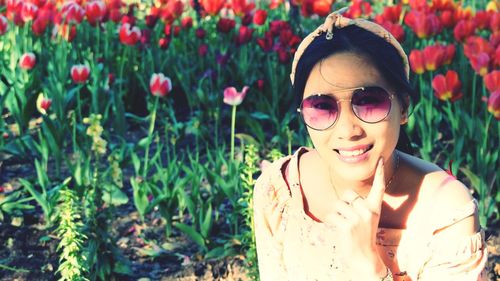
{"left": 302, "top": 52, "right": 407, "bottom": 183}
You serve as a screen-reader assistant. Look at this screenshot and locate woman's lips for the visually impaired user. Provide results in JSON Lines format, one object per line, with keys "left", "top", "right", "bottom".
{"left": 334, "top": 145, "right": 373, "bottom": 163}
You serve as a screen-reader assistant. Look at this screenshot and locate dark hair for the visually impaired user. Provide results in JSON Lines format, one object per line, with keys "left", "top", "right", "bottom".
{"left": 293, "top": 25, "right": 418, "bottom": 154}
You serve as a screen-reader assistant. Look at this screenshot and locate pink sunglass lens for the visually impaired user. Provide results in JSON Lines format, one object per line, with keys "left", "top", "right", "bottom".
{"left": 301, "top": 95, "right": 338, "bottom": 129}
{"left": 352, "top": 88, "right": 391, "bottom": 122}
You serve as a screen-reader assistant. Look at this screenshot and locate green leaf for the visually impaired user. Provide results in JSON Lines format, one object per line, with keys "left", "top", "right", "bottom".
{"left": 174, "top": 222, "right": 207, "bottom": 251}
{"left": 102, "top": 184, "right": 129, "bottom": 206}
{"left": 249, "top": 112, "right": 270, "bottom": 120}
{"left": 200, "top": 203, "right": 212, "bottom": 238}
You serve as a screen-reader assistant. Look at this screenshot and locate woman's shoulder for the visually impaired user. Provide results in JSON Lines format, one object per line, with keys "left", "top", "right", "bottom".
{"left": 401, "top": 152, "right": 478, "bottom": 234}
{"left": 401, "top": 152, "right": 473, "bottom": 207}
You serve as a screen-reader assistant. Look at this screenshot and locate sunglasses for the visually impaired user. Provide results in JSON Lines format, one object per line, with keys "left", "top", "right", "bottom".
{"left": 297, "top": 86, "right": 395, "bottom": 131}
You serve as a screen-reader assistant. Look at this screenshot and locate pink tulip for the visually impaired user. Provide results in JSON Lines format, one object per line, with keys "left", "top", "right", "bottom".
{"left": 71, "top": 64, "right": 90, "bottom": 83}
{"left": 36, "top": 93, "right": 52, "bottom": 115}
{"left": 223, "top": 86, "right": 249, "bottom": 106}
{"left": 0, "top": 15, "right": 8, "bottom": 35}
{"left": 19, "top": 52, "right": 36, "bottom": 70}
{"left": 149, "top": 73, "right": 172, "bottom": 97}
{"left": 119, "top": 23, "right": 141, "bottom": 46}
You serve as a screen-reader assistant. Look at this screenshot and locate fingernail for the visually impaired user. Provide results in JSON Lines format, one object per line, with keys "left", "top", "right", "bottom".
{"left": 379, "top": 157, "right": 384, "bottom": 167}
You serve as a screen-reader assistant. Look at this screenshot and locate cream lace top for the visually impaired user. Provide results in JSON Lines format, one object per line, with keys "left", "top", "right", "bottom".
{"left": 253, "top": 147, "right": 488, "bottom": 281}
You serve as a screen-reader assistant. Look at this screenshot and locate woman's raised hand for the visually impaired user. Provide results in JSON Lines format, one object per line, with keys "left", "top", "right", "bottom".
{"left": 325, "top": 158, "right": 387, "bottom": 277}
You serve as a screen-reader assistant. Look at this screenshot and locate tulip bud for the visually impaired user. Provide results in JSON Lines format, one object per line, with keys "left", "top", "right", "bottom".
{"left": 150, "top": 73, "right": 172, "bottom": 97}
{"left": 487, "top": 91, "right": 500, "bottom": 120}
{"left": 36, "top": 93, "right": 52, "bottom": 115}
{"left": 19, "top": 52, "right": 36, "bottom": 70}
{"left": 253, "top": 9, "right": 268, "bottom": 26}
{"left": 195, "top": 28, "right": 206, "bottom": 39}
{"left": 71, "top": 64, "right": 90, "bottom": 83}
{"left": 181, "top": 17, "right": 193, "bottom": 29}
{"left": 0, "top": 15, "right": 8, "bottom": 35}
{"left": 159, "top": 37, "right": 170, "bottom": 49}
{"left": 21, "top": 2, "right": 39, "bottom": 22}
{"left": 198, "top": 44, "right": 208, "bottom": 57}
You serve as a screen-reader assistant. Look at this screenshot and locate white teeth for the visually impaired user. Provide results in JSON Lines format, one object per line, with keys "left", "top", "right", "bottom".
{"left": 338, "top": 148, "right": 368, "bottom": 157}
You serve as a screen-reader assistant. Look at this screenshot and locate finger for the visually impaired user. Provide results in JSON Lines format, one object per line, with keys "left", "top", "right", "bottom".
{"left": 334, "top": 200, "right": 360, "bottom": 224}
{"left": 340, "top": 189, "right": 362, "bottom": 203}
{"left": 366, "top": 157, "right": 386, "bottom": 213}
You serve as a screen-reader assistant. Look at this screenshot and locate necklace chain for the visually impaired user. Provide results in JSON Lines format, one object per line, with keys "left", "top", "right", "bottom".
{"left": 328, "top": 151, "right": 400, "bottom": 199}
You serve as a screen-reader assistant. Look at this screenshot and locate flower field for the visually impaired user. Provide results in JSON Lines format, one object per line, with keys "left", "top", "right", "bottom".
{"left": 0, "top": 0, "right": 498, "bottom": 280}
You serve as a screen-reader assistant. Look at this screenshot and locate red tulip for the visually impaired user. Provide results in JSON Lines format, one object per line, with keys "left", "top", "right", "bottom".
{"left": 431, "top": 0, "right": 455, "bottom": 11}
{"left": 140, "top": 28, "right": 151, "bottom": 45}
{"left": 256, "top": 31, "right": 274, "bottom": 52}
{"left": 21, "top": 2, "right": 39, "bottom": 22}
{"left": 108, "top": 73, "right": 115, "bottom": 87}
{"left": 464, "top": 36, "right": 494, "bottom": 58}
{"left": 199, "top": 0, "right": 225, "bottom": 16}
{"left": 277, "top": 48, "right": 291, "bottom": 64}
{"left": 256, "top": 79, "right": 264, "bottom": 90}
{"left": 217, "top": 18, "right": 235, "bottom": 34}
{"left": 196, "top": 28, "right": 206, "bottom": 39}
{"left": 119, "top": 23, "right": 141, "bottom": 45}
{"left": 487, "top": 91, "right": 500, "bottom": 120}
{"left": 269, "top": 20, "right": 289, "bottom": 37}
{"left": 300, "top": 0, "right": 334, "bottom": 17}
{"left": 109, "top": 8, "right": 121, "bottom": 23}
{"left": 484, "top": 70, "right": 500, "bottom": 94}
{"left": 145, "top": 14, "right": 158, "bottom": 28}
{"left": 60, "top": 1, "right": 85, "bottom": 24}
{"left": 198, "top": 44, "right": 208, "bottom": 56}
{"left": 235, "top": 25, "right": 253, "bottom": 46}
{"left": 455, "top": 6, "right": 473, "bottom": 21}
{"left": 71, "top": 64, "right": 90, "bottom": 84}
{"left": 158, "top": 37, "right": 170, "bottom": 49}
{"left": 269, "top": 0, "right": 284, "bottom": 9}
{"left": 166, "top": 0, "right": 184, "bottom": 19}
{"left": 439, "top": 10, "right": 456, "bottom": 28}
{"left": 453, "top": 19, "right": 476, "bottom": 42}
{"left": 404, "top": 10, "right": 441, "bottom": 38}
{"left": 32, "top": 16, "right": 49, "bottom": 36}
{"left": 85, "top": 0, "right": 107, "bottom": 26}
{"left": 343, "top": 0, "right": 371, "bottom": 19}
{"left": 490, "top": 12, "right": 500, "bottom": 33}
{"left": 19, "top": 52, "right": 36, "bottom": 70}
{"left": 495, "top": 45, "right": 500, "bottom": 67}
{"left": 474, "top": 11, "right": 491, "bottom": 30}
{"left": 181, "top": 17, "right": 193, "bottom": 29}
{"left": 443, "top": 44, "right": 456, "bottom": 64}
{"left": 0, "top": 15, "right": 9, "bottom": 35}
{"left": 36, "top": 93, "right": 52, "bottom": 115}
{"left": 432, "top": 70, "right": 463, "bottom": 102}
{"left": 149, "top": 73, "right": 172, "bottom": 97}
{"left": 253, "top": 9, "right": 267, "bottom": 26}
{"left": 423, "top": 44, "right": 445, "bottom": 71}
{"left": 469, "top": 53, "right": 490, "bottom": 76}
{"left": 223, "top": 86, "right": 248, "bottom": 106}
{"left": 374, "top": 4, "right": 402, "bottom": 24}
{"left": 408, "top": 0, "right": 429, "bottom": 11}
{"left": 409, "top": 49, "right": 425, "bottom": 74}
{"left": 231, "top": 0, "right": 255, "bottom": 17}
{"left": 380, "top": 21, "right": 405, "bottom": 43}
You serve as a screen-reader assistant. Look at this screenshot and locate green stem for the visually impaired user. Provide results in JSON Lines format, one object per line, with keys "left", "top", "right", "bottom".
{"left": 143, "top": 96, "right": 159, "bottom": 178}
{"left": 471, "top": 74, "right": 477, "bottom": 120}
{"left": 230, "top": 105, "right": 237, "bottom": 160}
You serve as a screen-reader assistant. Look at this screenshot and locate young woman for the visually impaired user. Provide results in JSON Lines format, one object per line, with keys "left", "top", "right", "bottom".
{"left": 253, "top": 12, "right": 488, "bottom": 281}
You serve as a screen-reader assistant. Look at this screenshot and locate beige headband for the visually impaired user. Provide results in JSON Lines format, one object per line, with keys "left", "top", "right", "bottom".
{"left": 290, "top": 8, "right": 410, "bottom": 85}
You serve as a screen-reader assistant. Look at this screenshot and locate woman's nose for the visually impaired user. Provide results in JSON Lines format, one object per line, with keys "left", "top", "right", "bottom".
{"left": 333, "top": 102, "right": 364, "bottom": 140}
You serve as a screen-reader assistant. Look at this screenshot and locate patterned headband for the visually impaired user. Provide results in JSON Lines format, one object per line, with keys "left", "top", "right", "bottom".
{"left": 290, "top": 8, "right": 410, "bottom": 85}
